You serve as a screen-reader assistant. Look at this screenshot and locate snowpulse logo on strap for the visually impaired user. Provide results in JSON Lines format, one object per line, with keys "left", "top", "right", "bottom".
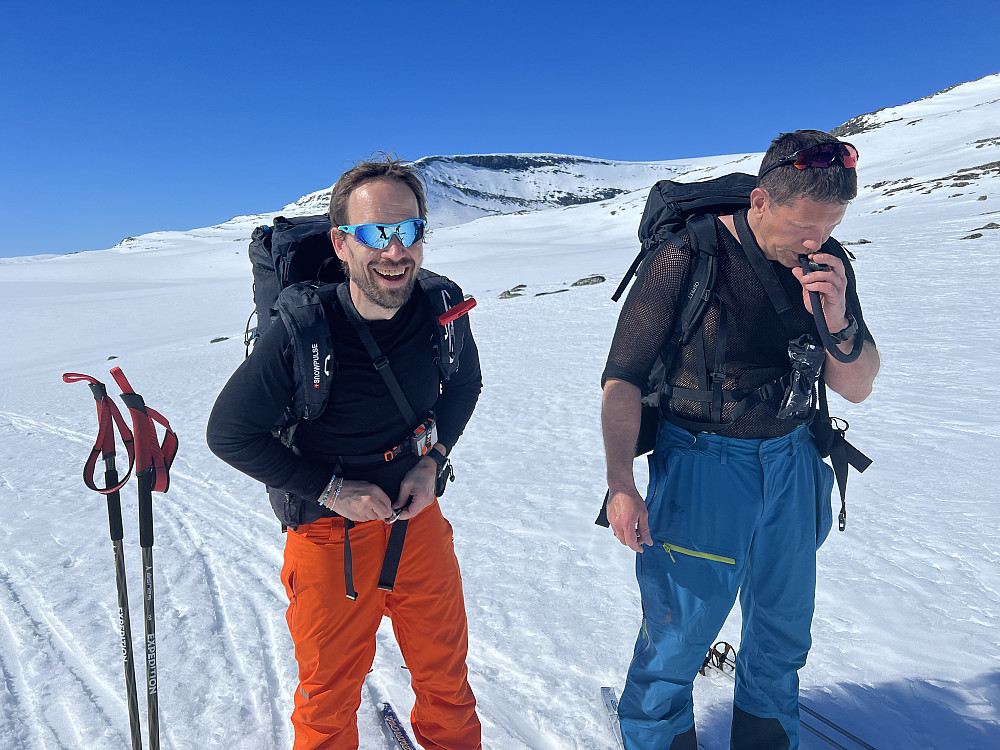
{"left": 311, "top": 341, "right": 330, "bottom": 388}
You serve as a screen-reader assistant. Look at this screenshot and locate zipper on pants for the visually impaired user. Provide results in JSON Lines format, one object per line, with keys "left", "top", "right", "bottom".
{"left": 662, "top": 542, "right": 736, "bottom": 565}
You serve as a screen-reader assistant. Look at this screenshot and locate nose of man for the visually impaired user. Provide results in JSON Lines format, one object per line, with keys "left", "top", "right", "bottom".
{"left": 801, "top": 233, "right": 825, "bottom": 253}
{"left": 381, "top": 236, "right": 410, "bottom": 259}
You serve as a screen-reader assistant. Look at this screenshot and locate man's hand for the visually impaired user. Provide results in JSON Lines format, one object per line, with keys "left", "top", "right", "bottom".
{"left": 793, "top": 251, "right": 881, "bottom": 402}
{"left": 607, "top": 487, "right": 653, "bottom": 553}
{"left": 326, "top": 480, "right": 394, "bottom": 522}
{"left": 392, "top": 453, "right": 438, "bottom": 521}
{"left": 602, "top": 378, "right": 652, "bottom": 552}
{"left": 792, "top": 252, "right": 850, "bottom": 332}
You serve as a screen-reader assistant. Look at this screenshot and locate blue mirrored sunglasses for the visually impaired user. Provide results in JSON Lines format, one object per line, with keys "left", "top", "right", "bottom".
{"left": 338, "top": 218, "right": 426, "bottom": 249}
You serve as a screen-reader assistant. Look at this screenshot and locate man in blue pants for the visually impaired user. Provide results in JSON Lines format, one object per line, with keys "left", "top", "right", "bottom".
{"left": 601, "top": 130, "right": 880, "bottom": 749}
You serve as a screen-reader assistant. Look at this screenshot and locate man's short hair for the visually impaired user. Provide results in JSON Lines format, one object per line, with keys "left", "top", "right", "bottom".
{"left": 328, "top": 153, "right": 427, "bottom": 231}
{"left": 757, "top": 129, "right": 858, "bottom": 206}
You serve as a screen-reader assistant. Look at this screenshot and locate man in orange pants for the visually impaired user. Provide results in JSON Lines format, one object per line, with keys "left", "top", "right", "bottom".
{"left": 209, "top": 155, "right": 483, "bottom": 748}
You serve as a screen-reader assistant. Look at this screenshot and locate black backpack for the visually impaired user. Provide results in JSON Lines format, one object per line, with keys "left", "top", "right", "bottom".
{"left": 598, "top": 173, "right": 871, "bottom": 529}
{"left": 246, "top": 214, "right": 347, "bottom": 356}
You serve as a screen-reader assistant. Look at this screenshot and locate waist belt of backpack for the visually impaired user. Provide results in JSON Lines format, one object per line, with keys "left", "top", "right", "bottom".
{"left": 661, "top": 373, "right": 793, "bottom": 433}
{"left": 339, "top": 414, "right": 437, "bottom": 465}
{"left": 337, "top": 283, "right": 420, "bottom": 598}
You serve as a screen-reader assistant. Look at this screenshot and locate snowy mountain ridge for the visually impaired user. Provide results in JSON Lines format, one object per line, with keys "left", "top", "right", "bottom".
{"left": 269, "top": 151, "right": 746, "bottom": 231}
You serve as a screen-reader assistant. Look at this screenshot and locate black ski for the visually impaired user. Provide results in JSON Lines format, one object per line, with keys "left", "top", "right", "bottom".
{"left": 378, "top": 700, "right": 417, "bottom": 750}
{"left": 701, "top": 642, "right": 879, "bottom": 750}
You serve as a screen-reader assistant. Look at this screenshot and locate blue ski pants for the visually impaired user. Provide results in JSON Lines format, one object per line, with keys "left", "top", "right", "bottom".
{"left": 619, "top": 420, "right": 834, "bottom": 750}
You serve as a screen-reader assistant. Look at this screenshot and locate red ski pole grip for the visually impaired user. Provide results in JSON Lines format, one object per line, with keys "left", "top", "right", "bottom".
{"left": 438, "top": 297, "right": 477, "bottom": 326}
{"left": 110, "top": 366, "right": 136, "bottom": 395}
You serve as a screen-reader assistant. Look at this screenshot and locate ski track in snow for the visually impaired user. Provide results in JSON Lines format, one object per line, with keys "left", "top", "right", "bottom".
{"left": 3, "top": 75, "right": 1000, "bottom": 748}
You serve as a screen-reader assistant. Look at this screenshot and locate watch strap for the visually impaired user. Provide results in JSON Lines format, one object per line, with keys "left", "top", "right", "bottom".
{"left": 830, "top": 314, "right": 858, "bottom": 343}
{"left": 427, "top": 449, "right": 449, "bottom": 471}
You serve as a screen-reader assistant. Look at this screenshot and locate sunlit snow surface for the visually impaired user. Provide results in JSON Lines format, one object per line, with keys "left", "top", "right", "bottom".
{"left": 2, "top": 74, "right": 999, "bottom": 749}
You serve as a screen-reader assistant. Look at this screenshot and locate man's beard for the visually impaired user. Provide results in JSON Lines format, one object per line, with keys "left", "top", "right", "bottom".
{"left": 344, "top": 257, "right": 419, "bottom": 311}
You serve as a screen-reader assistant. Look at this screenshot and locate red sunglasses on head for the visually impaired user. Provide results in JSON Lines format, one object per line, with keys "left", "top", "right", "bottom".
{"left": 758, "top": 141, "right": 859, "bottom": 181}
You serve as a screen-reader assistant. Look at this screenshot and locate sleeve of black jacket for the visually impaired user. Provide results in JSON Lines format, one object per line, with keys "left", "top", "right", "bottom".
{"left": 435, "top": 315, "right": 483, "bottom": 453}
{"left": 206, "top": 321, "right": 330, "bottom": 503}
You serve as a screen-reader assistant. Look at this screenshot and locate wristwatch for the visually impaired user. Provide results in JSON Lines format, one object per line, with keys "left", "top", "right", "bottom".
{"left": 830, "top": 314, "right": 858, "bottom": 343}
{"left": 426, "top": 448, "right": 449, "bottom": 472}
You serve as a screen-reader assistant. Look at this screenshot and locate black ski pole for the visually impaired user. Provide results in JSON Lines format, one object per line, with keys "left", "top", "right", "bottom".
{"left": 111, "top": 367, "right": 178, "bottom": 750}
{"left": 62, "top": 372, "right": 143, "bottom": 750}
{"left": 138, "top": 478, "right": 158, "bottom": 750}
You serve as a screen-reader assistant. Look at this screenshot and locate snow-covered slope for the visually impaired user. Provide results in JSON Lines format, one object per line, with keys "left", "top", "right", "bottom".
{"left": 1, "top": 73, "right": 998, "bottom": 749}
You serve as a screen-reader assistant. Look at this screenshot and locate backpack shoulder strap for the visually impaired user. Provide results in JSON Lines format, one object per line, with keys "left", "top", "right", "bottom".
{"left": 732, "top": 209, "right": 798, "bottom": 333}
{"left": 674, "top": 214, "right": 720, "bottom": 344}
{"left": 274, "top": 282, "right": 336, "bottom": 421}
{"left": 335, "top": 282, "right": 419, "bottom": 426}
{"left": 649, "top": 214, "right": 720, "bottom": 395}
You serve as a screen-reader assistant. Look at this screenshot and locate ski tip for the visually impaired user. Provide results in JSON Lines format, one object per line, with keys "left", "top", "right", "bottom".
{"left": 378, "top": 700, "right": 418, "bottom": 750}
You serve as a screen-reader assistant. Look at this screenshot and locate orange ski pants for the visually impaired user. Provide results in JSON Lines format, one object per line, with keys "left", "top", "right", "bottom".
{"left": 280, "top": 500, "right": 481, "bottom": 749}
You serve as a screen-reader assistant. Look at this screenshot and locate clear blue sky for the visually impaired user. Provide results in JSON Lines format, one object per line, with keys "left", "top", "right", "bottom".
{"left": 3, "top": 0, "right": 998, "bottom": 258}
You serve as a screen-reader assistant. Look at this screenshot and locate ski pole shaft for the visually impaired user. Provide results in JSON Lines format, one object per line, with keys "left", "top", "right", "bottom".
{"left": 105, "top": 455, "right": 144, "bottom": 750}
{"left": 137, "top": 469, "right": 159, "bottom": 750}
{"left": 113, "top": 538, "right": 143, "bottom": 750}
{"left": 800, "top": 703, "right": 879, "bottom": 750}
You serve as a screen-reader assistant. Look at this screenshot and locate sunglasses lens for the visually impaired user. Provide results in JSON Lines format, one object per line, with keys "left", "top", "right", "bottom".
{"left": 353, "top": 225, "right": 387, "bottom": 248}
{"left": 841, "top": 143, "right": 858, "bottom": 168}
{"left": 794, "top": 143, "right": 837, "bottom": 169}
{"left": 349, "top": 220, "right": 425, "bottom": 249}
{"left": 395, "top": 219, "right": 425, "bottom": 246}
{"left": 794, "top": 142, "right": 859, "bottom": 170}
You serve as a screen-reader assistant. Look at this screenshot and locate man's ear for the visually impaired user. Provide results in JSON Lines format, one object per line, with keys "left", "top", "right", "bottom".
{"left": 749, "top": 187, "right": 770, "bottom": 218}
{"left": 331, "top": 228, "right": 348, "bottom": 262}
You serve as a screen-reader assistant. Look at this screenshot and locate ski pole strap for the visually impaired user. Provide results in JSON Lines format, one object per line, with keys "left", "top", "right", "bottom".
{"left": 110, "top": 367, "right": 179, "bottom": 493}
{"left": 63, "top": 373, "right": 136, "bottom": 494}
{"left": 378, "top": 520, "right": 408, "bottom": 592}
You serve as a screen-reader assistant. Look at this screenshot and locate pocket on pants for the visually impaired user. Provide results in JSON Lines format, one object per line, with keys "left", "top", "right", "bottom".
{"left": 648, "top": 450, "right": 746, "bottom": 563}
{"left": 281, "top": 561, "right": 298, "bottom": 632}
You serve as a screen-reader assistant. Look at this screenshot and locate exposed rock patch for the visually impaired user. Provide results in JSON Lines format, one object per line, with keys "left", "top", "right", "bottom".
{"left": 499, "top": 284, "right": 527, "bottom": 299}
